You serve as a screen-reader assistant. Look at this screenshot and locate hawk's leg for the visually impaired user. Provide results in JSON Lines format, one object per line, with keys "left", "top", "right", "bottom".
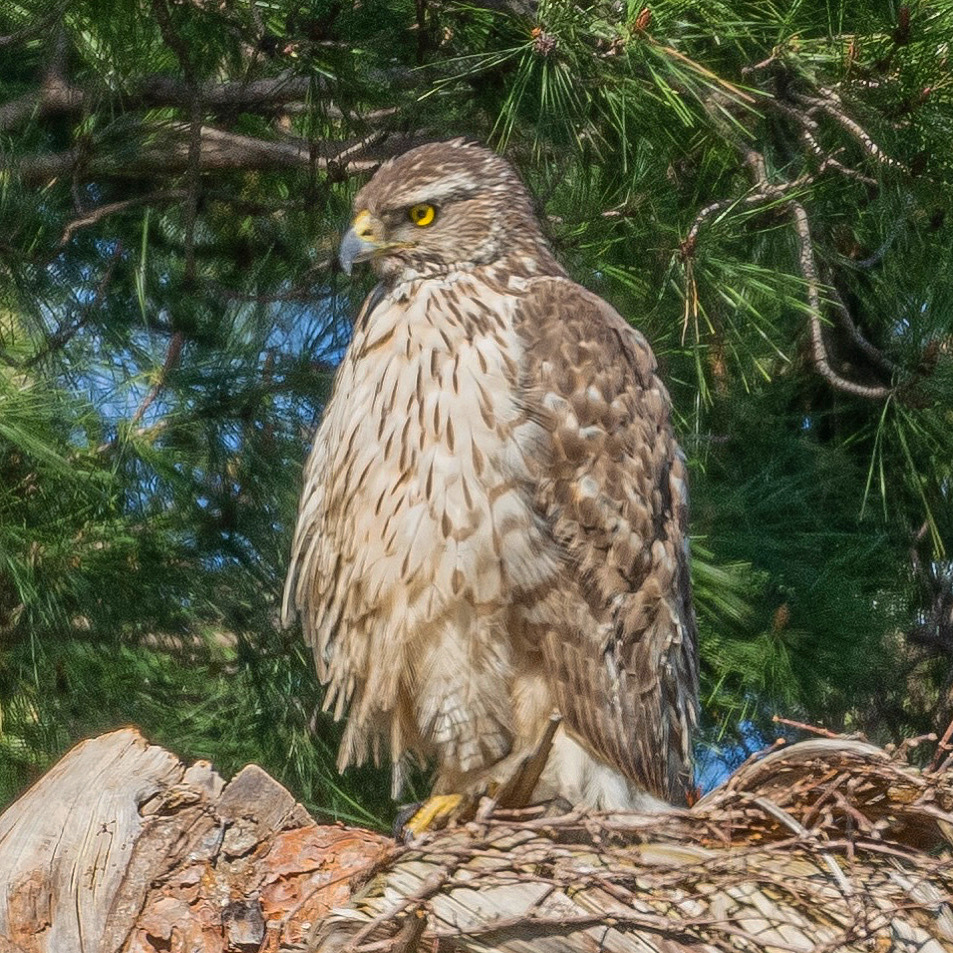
{"left": 397, "top": 793, "right": 467, "bottom": 840}
{"left": 397, "top": 714, "right": 562, "bottom": 840}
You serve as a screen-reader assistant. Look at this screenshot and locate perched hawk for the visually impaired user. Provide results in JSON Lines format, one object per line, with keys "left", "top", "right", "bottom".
{"left": 283, "top": 140, "right": 697, "bottom": 811}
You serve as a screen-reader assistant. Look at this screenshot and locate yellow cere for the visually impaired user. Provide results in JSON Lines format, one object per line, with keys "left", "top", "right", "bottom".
{"left": 353, "top": 209, "right": 375, "bottom": 238}
{"left": 409, "top": 203, "right": 436, "bottom": 227}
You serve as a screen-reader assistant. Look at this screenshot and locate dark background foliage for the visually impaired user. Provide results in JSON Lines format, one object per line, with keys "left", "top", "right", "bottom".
{"left": 1, "top": 0, "right": 951, "bottom": 825}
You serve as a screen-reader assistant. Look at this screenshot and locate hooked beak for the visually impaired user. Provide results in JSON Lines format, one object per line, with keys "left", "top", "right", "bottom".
{"left": 339, "top": 209, "right": 385, "bottom": 275}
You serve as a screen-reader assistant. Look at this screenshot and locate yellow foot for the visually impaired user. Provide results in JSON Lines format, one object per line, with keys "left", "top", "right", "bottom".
{"left": 400, "top": 793, "right": 466, "bottom": 840}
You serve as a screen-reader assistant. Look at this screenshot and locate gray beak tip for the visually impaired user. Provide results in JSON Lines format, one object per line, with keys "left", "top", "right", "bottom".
{"left": 338, "top": 226, "right": 370, "bottom": 277}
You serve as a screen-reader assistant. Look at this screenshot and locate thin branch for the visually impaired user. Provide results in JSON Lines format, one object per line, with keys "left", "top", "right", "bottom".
{"left": 328, "top": 128, "right": 392, "bottom": 167}
{"left": 798, "top": 129, "right": 879, "bottom": 185}
{"left": 128, "top": 331, "right": 184, "bottom": 429}
{"left": 771, "top": 98, "right": 880, "bottom": 184}
{"left": 183, "top": 102, "right": 202, "bottom": 286}
{"left": 747, "top": 795, "right": 856, "bottom": 902}
{"left": 790, "top": 201, "right": 893, "bottom": 399}
{"left": 793, "top": 87, "right": 905, "bottom": 171}
{"left": 825, "top": 283, "right": 899, "bottom": 375}
{"left": 92, "top": 332, "right": 185, "bottom": 456}
{"left": 929, "top": 721, "right": 953, "bottom": 771}
{"left": 340, "top": 863, "right": 460, "bottom": 951}
{"left": 9, "top": 126, "right": 418, "bottom": 186}
{"left": 0, "top": 69, "right": 418, "bottom": 132}
{"left": 18, "top": 242, "right": 124, "bottom": 369}
{"left": 0, "top": 74, "right": 84, "bottom": 130}
{"left": 203, "top": 264, "right": 334, "bottom": 303}
{"left": 151, "top": 0, "right": 202, "bottom": 286}
{"left": 649, "top": 39, "right": 758, "bottom": 105}
{"left": 151, "top": 0, "right": 197, "bottom": 88}
{"left": 741, "top": 47, "right": 783, "bottom": 75}
{"left": 434, "top": 908, "right": 822, "bottom": 953}
{"left": 59, "top": 190, "right": 187, "bottom": 245}
{"left": 93, "top": 419, "right": 170, "bottom": 456}
{"left": 772, "top": 715, "right": 842, "bottom": 739}
{"left": 684, "top": 175, "right": 812, "bottom": 245}
{"left": 684, "top": 107, "right": 898, "bottom": 400}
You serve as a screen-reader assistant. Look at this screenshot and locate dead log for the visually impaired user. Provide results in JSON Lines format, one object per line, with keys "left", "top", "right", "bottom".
{"left": 0, "top": 729, "right": 390, "bottom": 952}
{"left": 1, "top": 731, "right": 952, "bottom": 952}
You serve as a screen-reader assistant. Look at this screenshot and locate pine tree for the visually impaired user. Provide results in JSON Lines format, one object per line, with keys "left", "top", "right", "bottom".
{"left": 1, "top": 0, "right": 951, "bottom": 815}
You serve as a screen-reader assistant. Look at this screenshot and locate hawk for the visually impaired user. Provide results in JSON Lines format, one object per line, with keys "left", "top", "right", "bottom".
{"left": 283, "top": 140, "right": 697, "bottom": 813}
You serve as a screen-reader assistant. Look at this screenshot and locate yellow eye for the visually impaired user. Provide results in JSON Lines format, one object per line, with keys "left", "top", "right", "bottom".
{"left": 408, "top": 203, "right": 436, "bottom": 227}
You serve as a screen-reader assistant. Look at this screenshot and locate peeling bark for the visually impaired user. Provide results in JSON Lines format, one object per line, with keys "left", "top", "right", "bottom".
{"left": 2, "top": 731, "right": 952, "bottom": 953}
{"left": 0, "top": 730, "right": 390, "bottom": 953}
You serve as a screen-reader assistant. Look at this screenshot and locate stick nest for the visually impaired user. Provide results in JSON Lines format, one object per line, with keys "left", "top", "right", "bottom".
{"left": 312, "top": 737, "right": 953, "bottom": 953}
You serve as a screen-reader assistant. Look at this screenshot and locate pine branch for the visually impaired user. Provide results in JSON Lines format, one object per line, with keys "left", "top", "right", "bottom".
{"left": 683, "top": 84, "right": 911, "bottom": 399}
{"left": 10, "top": 127, "right": 416, "bottom": 186}
{"left": 0, "top": 69, "right": 421, "bottom": 133}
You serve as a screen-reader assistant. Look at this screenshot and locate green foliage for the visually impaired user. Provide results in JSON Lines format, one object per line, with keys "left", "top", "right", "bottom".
{"left": 0, "top": 0, "right": 951, "bottom": 813}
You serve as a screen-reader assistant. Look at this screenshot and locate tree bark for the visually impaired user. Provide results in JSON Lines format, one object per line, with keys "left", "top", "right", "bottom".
{"left": 2, "top": 732, "right": 952, "bottom": 953}
{"left": 0, "top": 729, "right": 390, "bottom": 953}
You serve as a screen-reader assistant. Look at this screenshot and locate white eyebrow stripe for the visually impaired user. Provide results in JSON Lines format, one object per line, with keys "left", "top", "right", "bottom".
{"left": 397, "top": 173, "right": 481, "bottom": 209}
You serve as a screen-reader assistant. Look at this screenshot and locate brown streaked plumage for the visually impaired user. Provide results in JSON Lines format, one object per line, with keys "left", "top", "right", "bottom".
{"left": 283, "top": 139, "right": 698, "bottom": 809}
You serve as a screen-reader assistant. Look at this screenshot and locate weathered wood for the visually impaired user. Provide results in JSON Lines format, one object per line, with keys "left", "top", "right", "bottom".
{"left": 3, "top": 730, "right": 952, "bottom": 953}
{"left": 0, "top": 729, "right": 390, "bottom": 953}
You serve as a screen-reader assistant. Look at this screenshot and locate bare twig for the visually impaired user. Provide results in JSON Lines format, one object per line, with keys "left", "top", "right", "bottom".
{"left": 59, "top": 190, "right": 187, "bottom": 245}
{"left": 790, "top": 201, "right": 893, "bottom": 398}
{"left": 794, "top": 87, "right": 906, "bottom": 171}
{"left": 930, "top": 716, "right": 953, "bottom": 772}
{"left": 128, "top": 331, "right": 184, "bottom": 430}
{"left": 18, "top": 242, "right": 124, "bottom": 369}
{"left": 772, "top": 715, "right": 842, "bottom": 739}
{"left": 825, "top": 283, "right": 899, "bottom": 374}
{"left": 10, "top": 126, "right": 410, "bottom": 186}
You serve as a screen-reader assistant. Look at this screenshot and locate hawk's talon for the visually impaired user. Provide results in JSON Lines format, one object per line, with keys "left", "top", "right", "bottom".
{"left": 400, "top": 793, "right": 467, "bottom": 841}
{"left": 392, "top": 801, "right": 423, "bottom": 839}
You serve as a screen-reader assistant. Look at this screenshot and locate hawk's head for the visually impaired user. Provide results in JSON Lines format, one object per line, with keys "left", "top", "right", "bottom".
{"left": 339, "top": 139, "right": 559, "bottom": 283}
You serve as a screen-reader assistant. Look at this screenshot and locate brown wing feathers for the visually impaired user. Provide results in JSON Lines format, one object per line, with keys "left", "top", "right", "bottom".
{"left": 515, "top": 277, "right": 698, "bottom": 804}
